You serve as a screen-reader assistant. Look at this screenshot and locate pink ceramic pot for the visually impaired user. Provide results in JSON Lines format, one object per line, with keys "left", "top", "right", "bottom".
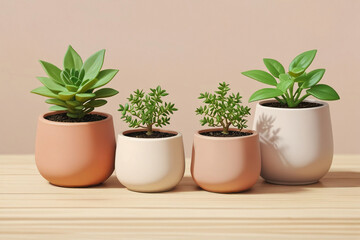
{"left": 191, "top": 128, "right": 261, "bottom": 193}
{"left": 35, "top": 111, "right": 115, "bottom": 187}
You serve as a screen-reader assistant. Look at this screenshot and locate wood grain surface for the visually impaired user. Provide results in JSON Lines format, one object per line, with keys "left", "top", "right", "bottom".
{"left": 0, "top": 155, "right": 359, "bottom": 239}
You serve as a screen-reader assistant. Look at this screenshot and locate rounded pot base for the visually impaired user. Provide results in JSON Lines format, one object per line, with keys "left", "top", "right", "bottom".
{"left": 125, "top": 186, "right": 176, "bottom": 193}
{"left": 265, "top": 179, "right": 319, "bottom": 186}
{"left": 48, "top": 181, "right": 105, "bottom": 188}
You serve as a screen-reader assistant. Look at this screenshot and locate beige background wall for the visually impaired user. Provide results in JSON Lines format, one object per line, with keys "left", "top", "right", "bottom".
{"left": 0, "top": 0, "right": 359, "bottom": 155}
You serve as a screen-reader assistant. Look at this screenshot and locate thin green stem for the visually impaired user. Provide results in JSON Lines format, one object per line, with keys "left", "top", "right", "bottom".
{"left": 294, "top": 93, "right": 310, "bottom": 106}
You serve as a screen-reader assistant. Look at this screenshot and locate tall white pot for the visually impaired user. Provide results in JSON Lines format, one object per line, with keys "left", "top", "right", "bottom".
{"left": 115, "top": 129, "right": 185, "bottom": 192}
{"left": 253, "top": 100, "right": 333, "bottom": 185}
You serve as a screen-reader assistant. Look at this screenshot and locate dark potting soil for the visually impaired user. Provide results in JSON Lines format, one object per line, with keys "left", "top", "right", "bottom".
{"left": 125, "top": 131, "right": 177, "bottom": 138}
{"left": 261, "top": 101, "right": 323, "bottom": 109}
{"left": 200, "top": 131, "right": 253, "bottom": 137}
{"left": 45, "top": 113, "right": 107, "bottom": 122}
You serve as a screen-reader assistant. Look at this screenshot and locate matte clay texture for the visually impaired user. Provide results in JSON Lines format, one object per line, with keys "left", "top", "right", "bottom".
{"left": 253, "top": 100, "right": 333, "bottom": 185}
{"left": 116, "top": 129, "right": 185, "bottom": 192}
{"left": 35, "top": 112, "right": 116, "bottom": 187}
{"left": 191, "top": 128, "right": 261, "bottom": 193}
{"left": 45, "top": 113, "right": 107, "bottom": 123}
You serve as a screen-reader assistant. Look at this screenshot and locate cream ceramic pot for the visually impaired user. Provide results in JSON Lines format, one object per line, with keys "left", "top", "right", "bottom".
{"left": 253, "top": 100, "right": 333, "bottom": 185}
{"left": 35, "top": 111, "right": 116, "bottom": 187}
{"left": 115, "top": 129, "right": 185, "bottom": 192}
{"left": 191, "top": 128, "right": 261, "bottom": 193}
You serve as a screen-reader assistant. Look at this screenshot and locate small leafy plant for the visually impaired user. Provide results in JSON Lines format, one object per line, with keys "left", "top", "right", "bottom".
{"left": 242, "top": 50, "right": 340, "bottom": 107}
{"left": 118, "top": 86, "right": 178, "bottom": 136}
{"left": 196, "top": 82, "right": 251, "bottom": 134}
{"left": 31, "top": 45, "right": 119, "bottom": 118}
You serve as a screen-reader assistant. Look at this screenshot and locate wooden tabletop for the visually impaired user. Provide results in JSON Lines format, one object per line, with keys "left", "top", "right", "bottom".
{"left": 0, "top": 155, "right": 359, "bottom": 240}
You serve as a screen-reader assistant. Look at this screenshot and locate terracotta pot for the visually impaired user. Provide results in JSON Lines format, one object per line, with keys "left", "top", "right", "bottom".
{"left": 253, "top": 100, "right": 333, "bottom": 185}
{"left": 115, "top": 129, "right": 185, "bottom": 192}
{"left": 35, "top": 111, "right": 115, "bottom": 187}
{"left": 191, "top": 128, "right": 261, "bottom": 193}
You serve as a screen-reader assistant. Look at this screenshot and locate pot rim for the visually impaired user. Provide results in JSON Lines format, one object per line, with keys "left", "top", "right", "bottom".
{"left": 194, "top": 128, "right": 258, "bottom": 140}
{"left": 118, "top": 128, "right": 181, "bottom": 141}
{"left": 39, "top": 111, "right": 112, "bottom": 126}
{"left": 257, "top": 99, "right": 328, "bottom": 111}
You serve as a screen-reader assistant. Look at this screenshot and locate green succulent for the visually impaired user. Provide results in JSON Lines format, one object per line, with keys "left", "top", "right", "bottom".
{"left": 242, "top": 49, "right": 340, "bottom": 107}
{"left": 31, "top": 45, "right": 119, "bottom": 118}
{"left": 118, "top": 86, "right": 178, "bottom": 136}
{"left": 196, "top": 82, "right": 251, "bottom": 134}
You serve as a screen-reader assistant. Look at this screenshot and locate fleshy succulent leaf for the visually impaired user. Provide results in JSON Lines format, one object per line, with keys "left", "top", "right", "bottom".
{"left": 31, "top": 87, "right": 58, "bottom": 98}
{"left": 94, "top": 88, "right": 119, "bottom": 98}
{"left": 37, "top": 77, "right": 66, "bottom": 92}
{"left": 75, "top": 93, "right": 96, "bottom": 102}
{"left": 63, "top": 45, "right": 83, "bottom": 70}
{"left": 39, "top": 61, "right": 63, "bottom": 85}
{"left": 81, "top": 49, "right": 105, "bottom": 81}
{"left": 90, "top": 69, "right": 119, "bottom": 89}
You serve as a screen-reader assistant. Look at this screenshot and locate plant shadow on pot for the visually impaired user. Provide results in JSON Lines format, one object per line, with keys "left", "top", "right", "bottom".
{"left": 256, "top": 113, "right": 287, "bottom": 165}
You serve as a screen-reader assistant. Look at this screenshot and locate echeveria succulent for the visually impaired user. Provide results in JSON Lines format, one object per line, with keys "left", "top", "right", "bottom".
{"left": 31, "top": 45, "right": 119, "bottom": 118}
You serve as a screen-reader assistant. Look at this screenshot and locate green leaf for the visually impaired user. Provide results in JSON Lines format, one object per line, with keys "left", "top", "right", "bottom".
{"left": 39, "top": 61, "right": 63, "bottom": 85}
{"left": 77, "top": 78, "right": 98, "bottom": 93}
{"left": 65, "top": 85, "right": 78, "bottom": 92}
{"left": 289, "top": 67, "right": 305, "bottom": 77}
{"left": 81, "top": 49, "right": 105, "bottom": 81}
{"left": 66, "top": 100, "right": 81, "bottom": 107}
{"left": 301, "top": 69, "right": 325, "bottom": 89}
{"left": 31, "top": 87, "right": 58, "bottom": 98}
{"left": 249, "top": 88, "right": 283, "bottom": 102}
{"left": 294, "top": 73, "right": 308, "bottom": 83}
{"left": 94, "top": 88, "right": 119, "bottom": 98}
{"left": 45, "top": 99, "right": 66, "bottom": 107}
{"left": 263, "top": 58, "right": 285, "bottom": 78}
{"left": 58, "top": 92, "right": 76, "bottom": 101}
{"left": 90, "top": 69, "right": 119, "bottom": 89}
{"left": 63, "top": 45, "right": 83, "bottom": 70}
{"left": 49, "top": 105, "right": 68, "bottom": 111}
{"left": 37, "top": 77, "right": 66, "bottom": 92}
{"left": 306, "top": 84, "right": 340, "bottom": 100}
{"left": 277, "top": 74, "right": 293, "bottom": 93}
{"left": 75, "top": 93, "right": 96, "bottom": 102}
{"left": 85, "top": 99, "right": 107, "bottom": 107}
{"left": 242, "top": 70, "right": 277, "bottom": 86}
{"left": 289, "top": 49, "right": 317, "bottom": 72}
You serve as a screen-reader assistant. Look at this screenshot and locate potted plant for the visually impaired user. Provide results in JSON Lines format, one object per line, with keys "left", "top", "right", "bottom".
{"left": 242, "top": 49, "right": 340, "bottom": 185}
{"left": 31, "top": 45, "right": 119, "bottom": 187}
{"left": 116, "top": 86, "right": 185, "bottom": 192}
{"left": 191, "top": 82, "right": 261, "bottom": 193}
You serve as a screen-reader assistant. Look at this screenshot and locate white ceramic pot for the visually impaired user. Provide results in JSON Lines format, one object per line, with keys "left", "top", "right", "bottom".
{"left": 253, "top": 100, "right": 333, "bottom": 185}
{"left": 115, "top": 129, "right": 185, "bottom": 192}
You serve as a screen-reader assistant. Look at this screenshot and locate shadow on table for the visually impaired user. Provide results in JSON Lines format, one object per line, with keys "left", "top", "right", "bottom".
{"left": 95, "top": 175, "right": 125, "bottom": 189}
{"left": 307, "top": 171, "right": 360, "bottom": 188}
{"left": 94, "top": 171, "right": 360, "bottom": 192}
